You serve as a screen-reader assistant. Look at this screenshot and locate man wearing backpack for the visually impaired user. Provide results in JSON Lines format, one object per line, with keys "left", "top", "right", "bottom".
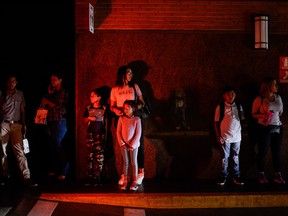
{"left": 214, "top": 86, "right": 245, "bottom": 186}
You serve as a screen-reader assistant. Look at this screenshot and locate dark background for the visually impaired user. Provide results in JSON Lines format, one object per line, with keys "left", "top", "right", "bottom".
{"left": 0, "top": 3, "right": 75, "bottom": 180}
{"left": 1, "top": 2, "right": 288, "bottom": 182}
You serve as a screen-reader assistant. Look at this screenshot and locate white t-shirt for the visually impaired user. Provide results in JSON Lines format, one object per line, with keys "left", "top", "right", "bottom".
{"left": 110, "top": 84, "right": 142, "bottom": 108}
{"left": 214, "top": 101, "right": 242, "bottom": 143}
{"left": 252, "top": 95, "right": 283, "bottom": 126}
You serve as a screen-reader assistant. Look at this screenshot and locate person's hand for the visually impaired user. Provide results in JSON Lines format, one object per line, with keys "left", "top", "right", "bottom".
{"left": 41, "top": 97, "right": 55, "bottom": 108}
{"left": 121, "top": 144, "right": 128, "bottom": 150}
{"left": 88, "top": 116, "right": 96, "bottom": 121}
{"left": 48, "top": 85, "right": 55, "bottom": 94}
{"left": 136, "top": 101, "right": 144, "bottom": 110}
{"left": 114, "top": 108, "right": 123, "bottom": 116}
{"left": 41, "top": 98, "right": 48, "bottom": 106}
{"left": 217, "top": 136, "right": 224, "bottom": 145}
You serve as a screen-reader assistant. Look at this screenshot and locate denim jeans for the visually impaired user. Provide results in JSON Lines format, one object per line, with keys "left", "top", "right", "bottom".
{"left": 47, "top": 119, "right": 69, "bottom": 176}
{"left": 121, "top": 147, "right": 138, "bottom": 181}
{"left": 220, "top": 141, "right": 241, "bottom": 178}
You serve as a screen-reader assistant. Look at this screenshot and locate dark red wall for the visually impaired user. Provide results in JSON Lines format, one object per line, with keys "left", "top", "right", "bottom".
{"left": 75, "top": 1, "right": 288, "bottom": 180}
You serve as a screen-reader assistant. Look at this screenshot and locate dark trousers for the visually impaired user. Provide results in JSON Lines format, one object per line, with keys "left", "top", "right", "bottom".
{"left": 257, "top": 124, "right": 283, "bottom": 173}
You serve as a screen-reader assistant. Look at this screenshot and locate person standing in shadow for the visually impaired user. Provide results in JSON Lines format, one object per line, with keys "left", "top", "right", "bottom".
{"left": 214, "top": 86, "right": 245, "bottom": 186}
{"left": 252, "top": 76, "right": 285, "bottom": 184}
{"left": 83, "top": 87, "right": 108, "bottom": 186}
{"left": 116, "top": 100, "right": 142, "bottom": 191}
{"left": 41, "top": 71, "right": 70, "bottom": 181}
{"left": 110, "top": 65, "right": 146, "bottom": 186}
{"left": 0, "top": 74, "right": 38, "bottom": 187}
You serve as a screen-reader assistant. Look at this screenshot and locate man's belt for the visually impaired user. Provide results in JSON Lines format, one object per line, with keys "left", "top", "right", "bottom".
{"left": 3, "top": 120, "right": 21, "bottom": 124}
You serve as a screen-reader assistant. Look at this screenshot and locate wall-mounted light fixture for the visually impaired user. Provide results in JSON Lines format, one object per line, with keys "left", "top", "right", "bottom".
{"left": 254, "top": 15, "right": 268, "bottom": 49}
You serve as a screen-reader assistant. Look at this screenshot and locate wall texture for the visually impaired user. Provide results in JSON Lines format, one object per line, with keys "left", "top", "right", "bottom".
{"left": 75, "top": 1, "right": 288, "bottom": 181}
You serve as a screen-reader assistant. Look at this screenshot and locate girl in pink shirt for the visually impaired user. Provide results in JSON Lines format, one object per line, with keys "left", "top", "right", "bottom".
{"left": 116, "top": 100, "right": 142, "bottom": 190}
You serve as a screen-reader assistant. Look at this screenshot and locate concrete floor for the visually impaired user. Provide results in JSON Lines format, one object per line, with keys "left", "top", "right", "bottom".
{"left": 1, "top": 177, "right": 288, "bottom": 216}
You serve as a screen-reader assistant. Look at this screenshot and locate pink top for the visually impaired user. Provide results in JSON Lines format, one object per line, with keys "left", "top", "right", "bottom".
{"left": 116, "top": 115, "right": 142, "bottom": 150}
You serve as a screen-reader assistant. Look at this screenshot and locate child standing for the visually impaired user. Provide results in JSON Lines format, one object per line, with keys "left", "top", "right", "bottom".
{"left": 84, "top": 88, "right": 107, "bottom": 186}
{"left": 214, "top": 86, "right": 245, "bottom": 186}
{"left": 116, "top": 100, "right": 142, "bottom": 191}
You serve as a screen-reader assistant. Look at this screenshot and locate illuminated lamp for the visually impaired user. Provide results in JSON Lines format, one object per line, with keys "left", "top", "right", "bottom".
{"left": 254, "top": 15, "right": 268, "bottom": 49}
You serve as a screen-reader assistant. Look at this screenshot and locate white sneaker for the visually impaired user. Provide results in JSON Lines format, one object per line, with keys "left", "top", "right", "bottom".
{"left": 129, "top": 181, "right": 139, "bottom": 191}
{"left": 118, "top": 174, "right": 124, "bottom": 186}
{"left": 136, "top": 173, "right": 144, "bottom": 185}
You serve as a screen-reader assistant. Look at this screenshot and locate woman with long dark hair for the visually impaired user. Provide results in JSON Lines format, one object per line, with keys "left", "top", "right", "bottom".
{"left": 110, "top": 65, "right": 145, "bottom": 186}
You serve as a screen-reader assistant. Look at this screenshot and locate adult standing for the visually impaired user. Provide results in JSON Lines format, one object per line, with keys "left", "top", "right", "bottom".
{"left": 0, "top": 74, "right": 38, "bottom": 187}
{"left": 252, "top": 76, "right": 285, "bottom": 184}
{"left": 41, "top": 71, "right": 70, "bottom": 181}
{"left": 110, "top": 65, "right": 145, "bottom": 185}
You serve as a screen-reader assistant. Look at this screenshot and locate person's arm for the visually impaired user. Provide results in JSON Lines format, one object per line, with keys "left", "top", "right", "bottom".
{"left": 213, "top": 105, "right": 223, "bottom": 145}
{"left": 214, "top": 121, "right": 221, "bottom": 139}
{"left": 83, "top": 106, "right": 91, "bottom": 124}
{"left": 251, "top": 96, "right": 266, "bottom": 120}
{"left": 130, "top": 117, "right": 142, "bottom": 150}
{"left": 110, "top": 100, "right": 123, "bottom": 116}
{"left": 214, "top": 121, "right": 224, "bottom": 145}
{"left": 42, "top": 97, "right": 56, "bottom": 108}
{"left": 110, "top": 88, "right": 124, "bottom": 116}
{"left": 42, "top": 89, "right": 69, "bottom": 117}
{"left": 134, "top": 84, "right": 145, "bottom": 109}
{"left": 136, "top": 95, "right": 145, "bottom": 109}
{"left": 279, "top": 95, "right": 283, "bottom": 116}
{"left": 116, "top": 117, "right": 126, "bottom": 147}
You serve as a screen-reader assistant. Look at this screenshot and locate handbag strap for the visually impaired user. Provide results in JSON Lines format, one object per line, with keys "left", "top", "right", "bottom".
{"left": 132, "top": 84, "right": 138, "bottom": 103}
{"left": 133, "top": 83, "right": 138, "bottom": 103}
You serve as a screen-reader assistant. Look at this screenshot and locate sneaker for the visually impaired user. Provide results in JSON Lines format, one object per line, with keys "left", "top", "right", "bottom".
{"left": 136, "top": 173, "right": 144, "bottom": 185}
{"left": 120, "top": 181, "right": 128, "bottom": 190}
{"left": 129, "top": 181, "right": 139, "bottom": 191}
{"left": 232, "top": 176, "right": 244, "bottom": 186}
{"left": 118, "top": 174, "right": 125, "bottom": 186}
{"left": 273, "top": 172, "right": 286, "bottom": 184}
{"left": 258, "top": 172, "right": 268, "bottom": 184}
{"left": 58, "top": 175, "right": 66, "bottom": 181}
{"left": 217, "top": 177, "right": 226, "bottom": 186}
{"left": 25, "top": 178, "right": 38, "bottom": 187}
